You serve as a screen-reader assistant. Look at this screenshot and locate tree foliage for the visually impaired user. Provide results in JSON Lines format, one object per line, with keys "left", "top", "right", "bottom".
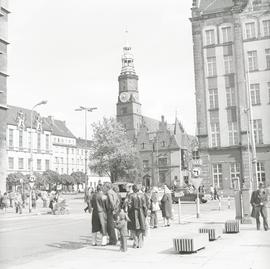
{"left": 71, "top": 171, "right": 86, "bottom": 184}
{"left": 89, "top": 117, "right": 141, "bottom": 183}
{"left": 6, "top": 172, "right": 26, "bottom": 186}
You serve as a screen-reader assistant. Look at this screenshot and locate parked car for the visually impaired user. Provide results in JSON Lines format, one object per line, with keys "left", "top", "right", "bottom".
{"left": 172, "top": 186, "right": 207, "bottom": 204}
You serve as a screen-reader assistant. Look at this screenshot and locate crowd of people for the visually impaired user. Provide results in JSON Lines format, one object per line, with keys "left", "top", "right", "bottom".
{"left": 85, "top": 182, "right": 173, "bottom": 252}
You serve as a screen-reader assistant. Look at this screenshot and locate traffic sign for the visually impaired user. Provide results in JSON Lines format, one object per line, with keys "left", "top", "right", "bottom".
{"left": 174, "top": 191, "right": 184, "bottom": 198}
{"left": 192, "top": 167, "right": 201, "bottom": 177}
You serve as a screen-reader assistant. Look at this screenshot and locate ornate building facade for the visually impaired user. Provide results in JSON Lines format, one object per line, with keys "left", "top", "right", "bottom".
{"left": 116, "top": 37, "right": 195, "bottom": 187}
{"left": 191, "top": 0, "right": 270, "bottom": 193}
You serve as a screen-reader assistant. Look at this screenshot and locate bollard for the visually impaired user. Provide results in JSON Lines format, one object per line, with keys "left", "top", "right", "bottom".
{"left": 196, "top": 193, "right": 200, "bottom": 218}
{"left": 178, "top": 197, "right": 181, "bottom": 224}
{"left": 227, "top": 196, "right": 231, "bottom": 209}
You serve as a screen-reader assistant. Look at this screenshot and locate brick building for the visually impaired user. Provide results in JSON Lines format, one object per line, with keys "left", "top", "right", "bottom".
{"left": 116, "top": 35, "right": 195, "bottom": 187}
{"left": 190, "top": 0, "right": 270, "bottom": 194}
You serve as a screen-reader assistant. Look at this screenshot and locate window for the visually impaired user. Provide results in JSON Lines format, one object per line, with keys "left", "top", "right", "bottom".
{"left": 19, "top": 130, "right": 23, "bottom": 149}
{"left": 205, "top": 29, "right": 215, "bottom": 45}
{"left": 18, "top": 158, "right": 24, "bottom": 170}
{"left": 256, "top": 162, "right": 265, "bottom": 183}
{"left": 141, "top": 143, "right": 145, "bottom": 149}
{"left": 226, "top": 87, "right": 236, "bottom": 107}
{"left": 45, "top": 160, "right": 50, "bottom": 170}
{"left": 28, "top": 131, "right": 31, "bottom": 150}
{"left": 228, "top": 122, "right": 239, "bottom": 145}
{"left": 159, "top": 171, "right": 167, "bottom": 184}
{"left": 71, "top": 148, "right": 74, "bottom": 154}
{"left": 221, "top": 26, "right": 232, "bottom": 43}
{"left": 45, "top": 134, "right": 49, "bottom": 150}
{"left": 265, "top": 49, "right": 270, "bottom": 69}
{"left": 37, "top": 159, "right": 42, "bottom": 170}
{"left": 250, "top": 84, "right": 261, "bottom": 105}
{"left": 37, "top": 133, "right": 41, "bottom": 150}
{"left": 209, "top": 89, "right": 219, "bottom": 109}
{"left": 230, "top": 163, "right": 240, "bottom": 187}
{"left": 253, "top": 119, "right": 263, "bottom": 144}
{"left": 192, "top": 150, "right": 200, "bottom": 160}
{"left": 158, "top": 157, "right": 167, "bottom": 166}
{"left": 143, "top": 160, "right": 149, "bottom": 169}
{"left": 247, "top": 51, "right": 258, "bottom": 71}
{"left": 262, "top": 20, "right": 270, "bottom": 37}
{"left": 121, "top": 107, "right": 127, "bottom": 114}
{"left": 162, "top": 141, "right": 165, "bottom": 147}
{"left": 224, "top": 55, "right": 234, "bottom": 74}
{"left": 8, "top": 157, "right": 14, "bottom": 169}
{"left": 207, "top": 57, "right": 217, "bottom": 77}
{"left": 245, "top": 22, "right": 256, "bottom": 39}
{"left": 212, "top": 163, "right": 223, "bottom": 188}
{"left": 210, "top": 122, "right": 220, "bottom": 147}
{"left": 28, "top": 158, "right": 31, "bottom": 170}
{"left": 8, "top": 129, "right": 13, "bottom": 147}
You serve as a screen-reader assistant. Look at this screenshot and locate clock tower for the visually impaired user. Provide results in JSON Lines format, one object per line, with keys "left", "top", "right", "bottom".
{"left": 116, "top": 32, "right": 142, "bottom": 140}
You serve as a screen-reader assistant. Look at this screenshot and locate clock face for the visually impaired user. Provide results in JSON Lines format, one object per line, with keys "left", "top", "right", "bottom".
{"left": 119, "top": 92, "right": 130, "bottom": 103}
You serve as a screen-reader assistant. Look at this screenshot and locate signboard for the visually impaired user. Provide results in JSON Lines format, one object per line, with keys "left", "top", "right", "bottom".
{"left": 174, "top": 191, "right": 184, "bottom": 198}
{"left": 192, "top": 167, "right": 201, "bottom": 178}
{"left": 190, "top": 177, "right": 203, "bottom": 190}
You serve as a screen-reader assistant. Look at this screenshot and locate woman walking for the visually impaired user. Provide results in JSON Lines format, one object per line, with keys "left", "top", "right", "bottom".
{"left": 128, "top": 184, "right": 147, "bottom": 248}
{"left": 160, "top": 185, "right": 173, "bottom": 227}
{"left": 90, "top": 184, "right": 108, "bottom": 246}
{"left": 150, "top": 187, "right": 159, "bottom": 228}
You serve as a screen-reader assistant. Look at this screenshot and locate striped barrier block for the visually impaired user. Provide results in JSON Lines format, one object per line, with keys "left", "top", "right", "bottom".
{"left": 199, "top": 225, "right": 223, "bottom": 241}
{"left": 173, "top": 233, "right": 208, "bottom": 253}
{"left": 225, "top": 220, "right": 240, "bottom": 233}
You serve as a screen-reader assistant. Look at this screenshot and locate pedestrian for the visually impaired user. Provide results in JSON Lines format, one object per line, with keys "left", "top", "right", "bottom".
{"left": 210, "top": 185, "right": 214, "bottom": 200}
{"left": 213, "top": 185, "right": 219, "bottom": 200}
{"left": 90, "top": 184, "right": 108, "bottom": 246}
{"left": 41, "top": 191, "right": 48, "bottom": 208}
{"left": 8, "top": 191, "right": 14, "bottom": 208}
{"left": 250, "top": 182, "right": 269, "bottom": 231}
{"left": 84, "top": 187, "right": 93, "bottom": 213}
{"left": 128, "top": 184, "right": 147, "bottom": 248}
{"left": 150, "top": 187, "right": 159, "bottom": 228}
{"left": 115, "top": 209, "right": 130, "bottom": 252}
{"left": 104, "top": 182, "right": 120, "bottom": 245}
{"left": 1, "top": 192, "right": 8, "bottom": 213}
{"left": 160, "top": 185, "right": 173, "bottom": 227}
{"left": 31, "top": 190, "right": 37, "bottom": 209}
{"left": 14, "top": 192, "right": 23, "bottom": 214}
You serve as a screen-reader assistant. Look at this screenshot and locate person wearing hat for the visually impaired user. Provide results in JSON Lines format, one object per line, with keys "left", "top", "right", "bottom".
{"left": 250, "top": 182, "right": 269, "bottom": 231}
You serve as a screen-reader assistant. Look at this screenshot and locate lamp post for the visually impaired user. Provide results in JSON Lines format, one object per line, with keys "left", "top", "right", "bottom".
{"left": 29, "top": 100, "right": 47, "bottom": 213}
{"left": 75, "top": 106, "right": 97, "bottom": 193}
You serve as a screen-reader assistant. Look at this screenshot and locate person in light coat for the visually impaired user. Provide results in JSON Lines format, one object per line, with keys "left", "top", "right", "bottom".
{"left": 160, "top": 185, "right": 173, "bottom": 227}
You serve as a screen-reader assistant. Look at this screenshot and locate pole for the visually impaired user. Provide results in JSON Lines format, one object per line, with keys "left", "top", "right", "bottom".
{"left": 178, "top": 197, "right": 181, "bottom": 224}
{"left": 196, "top": 191, "right": 200, "bottom": 218}
{"left": 84, "top": 109, "right": 88, "bottom": 193}
{"left": 29, "top": 108, "right": 34, "bottom": 213}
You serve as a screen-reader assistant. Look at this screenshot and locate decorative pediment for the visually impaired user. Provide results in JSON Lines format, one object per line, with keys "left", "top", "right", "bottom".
{"left": 16, "top": 111, "right": 26, "bottom": 130}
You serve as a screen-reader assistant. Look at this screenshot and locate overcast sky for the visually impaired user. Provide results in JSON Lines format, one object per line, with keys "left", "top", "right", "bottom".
{"left": 8, "top": 0, "right": 196, "bottom": 138}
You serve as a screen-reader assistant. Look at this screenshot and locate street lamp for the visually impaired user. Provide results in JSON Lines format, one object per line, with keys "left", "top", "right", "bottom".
{"left": 75, "top": 106, "right": 97, "bottom": 192}
{"left": 29, "top": 100, "right": 47, "bottom": 213}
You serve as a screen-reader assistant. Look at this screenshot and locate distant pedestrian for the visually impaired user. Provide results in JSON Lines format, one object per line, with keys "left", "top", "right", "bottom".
{"left": 250, "top": 182, "right": 269, "bottom": 231}
{"left": 31, "top": 190, "right": 37, "bottom": 209}
{"left": 8, "top": 191, "right": 14, "bottom": 208}
{"left": 160, "top": 185, "right": 173, "bottom": 227}
{"left": 90, "top": 184, "right": 108, "bottom": 246}
{"left": 14, "top": 192, "right": 23, "bottom": 214}
{"left": 1, "top": 192, "right": 8, "bottom": 213}
{"left": 213, "top": 186, "right": 219, "bottom": 200}
{"left": 150, "top": 187, "right": 159, "bottom": 228}
{"left": 84, "top": 187, "right": 93, "bottom": 213}
{"left": 210, "top": 185, "right": 214, "bottom": 200}
{"left": 115, "top": 209, "right": 130, "bottom": 252}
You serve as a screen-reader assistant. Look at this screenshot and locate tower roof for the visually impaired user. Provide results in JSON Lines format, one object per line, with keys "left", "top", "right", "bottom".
{"left": 121, "top": 29, "right": 136, "bottom": 75}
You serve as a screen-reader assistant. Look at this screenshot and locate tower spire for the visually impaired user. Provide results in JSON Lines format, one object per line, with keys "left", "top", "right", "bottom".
{"left": 121, "top": 28, "right": 136, "bottom": 75}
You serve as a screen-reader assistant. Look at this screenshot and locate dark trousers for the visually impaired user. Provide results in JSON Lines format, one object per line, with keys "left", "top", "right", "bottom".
{"left": 15, "top": 204, "right": 22, "bottom": 214}
{"left": 150, "top": 211, "right": 158, "bottom": 227}
{"left": 256, "top": 206, "right": 268, "bottom": 231}
{"left": 107, "top": 211, "right": 117, "bottom": 244}
{"left": 120, "top": 236, "right": 127, "bottom": 252}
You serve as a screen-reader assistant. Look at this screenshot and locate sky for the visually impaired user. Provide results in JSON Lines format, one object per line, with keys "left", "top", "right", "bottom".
{"left": 8, "top": 0, "right": 196, "bottom": 139}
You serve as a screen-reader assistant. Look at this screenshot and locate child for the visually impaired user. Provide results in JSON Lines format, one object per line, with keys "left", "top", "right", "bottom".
{"left": 115, "top": 209, "right": 130, "bottom": 252}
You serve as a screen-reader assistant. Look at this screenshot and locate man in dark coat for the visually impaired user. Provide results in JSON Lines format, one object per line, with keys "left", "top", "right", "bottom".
{"left": 250, "top": 182, "right": 269, "bottom": 231}
{"left": 90, "top": 185, "right": 108, "bottom": 246}
{"left": 128, "top": 184, "right": 147, "bottom": 248}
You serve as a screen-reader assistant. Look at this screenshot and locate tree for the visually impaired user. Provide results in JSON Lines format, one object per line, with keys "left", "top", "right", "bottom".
{"left": 59, "top": 174, "right": 75, "bottom": 191}
{"left": 89, "top": 117, "right": 141, "bottom": 183}
{"left": 42, "top": 170, "right": 60, "bottom": 191}
{"left": 71, "top": 171, "right": 86, "bottom": 190}
{"left": 6, "top": 172, "right": 26, "bottom": 190}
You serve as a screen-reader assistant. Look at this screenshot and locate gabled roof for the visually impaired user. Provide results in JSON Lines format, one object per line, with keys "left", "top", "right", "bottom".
{"left": 76, "top": 137, "right": 92, "bottom": 148}
{"left": 141, "top": 115, "right": 160, "bottom": 133}
{"left": 198, "top": 0, "right": 235, "bottom": 14}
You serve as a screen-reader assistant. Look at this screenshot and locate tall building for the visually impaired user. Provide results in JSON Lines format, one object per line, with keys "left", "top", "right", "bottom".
{"left": 0, "top": 0, "right": 9, "bottom": 193}
{"left": 116, "top": 35, "right": 195, "bottom": 187}
{"left": 191, "top": 0, "right": 270, "bottom": 194}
